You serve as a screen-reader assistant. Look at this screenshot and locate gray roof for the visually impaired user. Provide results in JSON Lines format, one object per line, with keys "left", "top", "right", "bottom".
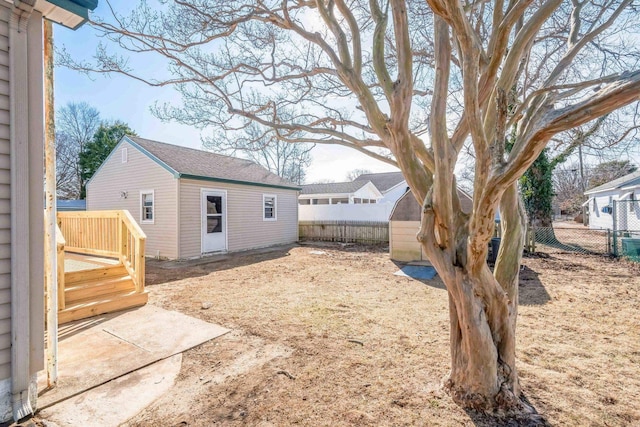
{"left": 127, "top": 136, "right": 300, "bottom": 191}
{"left": 300, "top": 181, "right": 369, "bottom": 195}
{"left": 584, "top": 170, "right": 640, "bottom": 195}
{"left": 353, "top": 171, "right": 405, "bottom": 193}
{"left": 57, "top": 199, "right": 86, "bottom": 211}
{"left": 390, "top": 189, "right": 473, "bottom": 221}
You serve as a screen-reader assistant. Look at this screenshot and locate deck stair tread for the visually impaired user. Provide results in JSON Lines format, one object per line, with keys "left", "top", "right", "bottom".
{"left": 65, "top": 275, "right": 135, "bottom": 303}
{"left": 59, "top": 289, "right": 149, "bottom": 324}
{"left": 65, "top": 265, "right": 128, "bottom": 285}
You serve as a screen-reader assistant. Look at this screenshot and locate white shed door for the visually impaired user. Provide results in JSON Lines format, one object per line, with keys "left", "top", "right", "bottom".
{"left": 201, "top": 190, "right": 227, "bottom": 253}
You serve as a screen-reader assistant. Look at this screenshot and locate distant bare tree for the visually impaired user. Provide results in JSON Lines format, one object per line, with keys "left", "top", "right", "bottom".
{"left": 346, "top": 168, "right": 372, "bottom": 181}
{"left": 61, "top": 0, "right": 640, "bottom": 416}
{"left": 204, "top": 123, "right": 312, "bottom": 184}
{"left": 55, "top": 102, "right": 100, "bottom": 199}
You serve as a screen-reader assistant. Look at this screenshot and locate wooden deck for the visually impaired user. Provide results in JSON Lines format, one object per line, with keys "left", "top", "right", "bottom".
{"left": 56, "top": 211, "right": 148, "bottom": 324}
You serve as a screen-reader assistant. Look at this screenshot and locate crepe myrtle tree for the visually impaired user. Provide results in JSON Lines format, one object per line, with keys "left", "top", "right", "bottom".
{"left": 63, "top": 0, "right": 640, "bottom": 415}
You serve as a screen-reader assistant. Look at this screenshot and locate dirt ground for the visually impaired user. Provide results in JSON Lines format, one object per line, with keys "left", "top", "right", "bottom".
{"left": 121, "top": 243, "right": 639, "bottom": 426}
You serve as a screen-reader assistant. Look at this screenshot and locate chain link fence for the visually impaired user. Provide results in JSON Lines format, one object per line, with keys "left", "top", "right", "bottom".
{"left": 524, "top": 199, "right": 640, "bottom": 261}
{"left": 611, "top": 200, "right": 640, "bottom": 261}
{"left": 528, "top": 226, "right": 611, "bottom": 255}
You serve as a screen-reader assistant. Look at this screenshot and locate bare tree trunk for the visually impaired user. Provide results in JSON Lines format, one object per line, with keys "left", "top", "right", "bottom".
{"left": 420, "top": 183, "right": 525, "bottom": 413}
{"left": 443, "top": 265, "right": 520, "bottom": 412}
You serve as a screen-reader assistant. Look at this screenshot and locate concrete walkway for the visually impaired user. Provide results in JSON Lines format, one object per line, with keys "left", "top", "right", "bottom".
{"left": 39, "top": 354, "right": 183, "bottom": 427}
{"left": 37, "top": 305, "right": 229, "bottom": 424}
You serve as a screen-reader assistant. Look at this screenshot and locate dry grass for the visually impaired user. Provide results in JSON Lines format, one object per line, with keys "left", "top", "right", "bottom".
{"left": 125, "top": 244, "right": 640, "bottom": 426}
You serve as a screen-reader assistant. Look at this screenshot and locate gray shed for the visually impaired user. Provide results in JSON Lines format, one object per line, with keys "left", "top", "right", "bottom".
{"left": 389, "top": 190, "right": 473, "bottom": 261}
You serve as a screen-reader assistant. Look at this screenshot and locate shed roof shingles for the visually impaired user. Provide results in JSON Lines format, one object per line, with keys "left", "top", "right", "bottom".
{"left": 128, "top": 136, "right": 299, "bottom": 190}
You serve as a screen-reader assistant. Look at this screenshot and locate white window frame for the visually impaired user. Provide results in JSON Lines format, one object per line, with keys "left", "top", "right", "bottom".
{"left": 263, "top": 194, "right": 277, "bottom": 221}
{"left": 140, "top": 190, "right": 155, "bottom": 224}
{"left": 122, "top": 147, "right": 128, "bottom": 163}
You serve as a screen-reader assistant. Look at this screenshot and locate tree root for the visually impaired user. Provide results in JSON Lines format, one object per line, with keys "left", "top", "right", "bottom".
{"left": 444, "top": 379, "right": 549, "bottom": 426}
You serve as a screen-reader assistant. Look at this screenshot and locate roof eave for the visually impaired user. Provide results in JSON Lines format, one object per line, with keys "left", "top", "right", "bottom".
{"left": 179, "top": 173, "right": 301, "bottom": 191}
{"left": 382, "top": 180, "right": 407, "bottom": 194}
{"left": 584, "top": 186, "right": 615, "bottom": 195}
{"left": 35, "top": 0, "right": 98, "bottom": 30}
{"left": 620, "top": 183, "right": 640, "bottom": 191}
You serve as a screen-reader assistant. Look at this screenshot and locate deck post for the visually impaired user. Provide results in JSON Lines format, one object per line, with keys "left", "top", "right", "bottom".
{"left": 43, "top": 19, "right": 58, "bottom": 388}
{"left": 137, "top": 238, "right": 145, "bottom": 292}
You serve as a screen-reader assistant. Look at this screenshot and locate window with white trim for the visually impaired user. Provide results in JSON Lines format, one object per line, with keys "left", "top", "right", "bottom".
{"left": 122, "top": 147, "right": 128, "bottom": 163}
{"left": 263, "top": 194, "right": 277, "bottom": 221}
{"left": 140, "top": 190, "right": 154, "bottom": 223}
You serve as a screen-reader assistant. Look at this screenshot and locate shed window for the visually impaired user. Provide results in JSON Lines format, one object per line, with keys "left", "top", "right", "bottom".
{"left": 141, "top": 190, "right": 154, "bottom": 223}
{"left": 122, "top": 147, "right": 128, "bottom": 163}
{"left": 263, "top": 194, "right": 277, "bottom": 221}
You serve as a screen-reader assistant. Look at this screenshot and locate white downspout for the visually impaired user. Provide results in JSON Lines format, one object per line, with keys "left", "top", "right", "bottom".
{"left": 9, "top": 2, "right": 35, "bottom": 420}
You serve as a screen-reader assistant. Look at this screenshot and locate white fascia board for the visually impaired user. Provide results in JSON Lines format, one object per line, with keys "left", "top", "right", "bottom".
{"left": 382, "top": 180, "right": 407, "bottom": 194}
{"left": 581, "top": 197, "right": 593, "bottom": 207}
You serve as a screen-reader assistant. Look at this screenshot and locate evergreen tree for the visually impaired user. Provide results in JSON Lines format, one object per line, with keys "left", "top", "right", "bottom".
{"left": 79, "top": 121, "right": 136, "bottom": 198}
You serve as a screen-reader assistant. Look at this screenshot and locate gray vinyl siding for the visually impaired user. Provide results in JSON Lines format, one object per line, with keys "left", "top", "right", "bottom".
{"left": 179, "top": 179, "right": 298, "bottom": 258}
{"left": 86, "top": 141, "right": 179, "bottom": 259}
{"left": 0, "top": 5, "right": 10, "bottom": 381}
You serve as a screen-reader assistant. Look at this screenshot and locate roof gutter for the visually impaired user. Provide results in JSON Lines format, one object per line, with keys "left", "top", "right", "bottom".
{"left": 178, "top": 173, "right": 302, "bottom": 192}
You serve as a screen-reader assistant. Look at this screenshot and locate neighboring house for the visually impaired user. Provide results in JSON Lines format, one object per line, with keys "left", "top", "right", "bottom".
{"left": 56, "top": 199, "right": 86, "bottom": 212}
{"left": 389, "top": 190, "right": 473, "bottom": 261}
{"left": 0, "top": 0, "right": 98, "bottom": 422}
{"left": 86, "top": 136, "right": 300, "bottom": 259}
{"left": 583, "top": 170, "right": 640, "bottom": 230}
{"left": 299, "top": 181, "right": 383, "bottom": 205}
{"left": 298, "top": 181, "right": 391, "bottom": 221}
{"left": 353, "top": 171, "right": 408, "bottom": 205}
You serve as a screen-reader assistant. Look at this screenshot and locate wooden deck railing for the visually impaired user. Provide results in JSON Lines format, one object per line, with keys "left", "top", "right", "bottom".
{"left": 57, "top": 210, "right": 147, "bottom": 292}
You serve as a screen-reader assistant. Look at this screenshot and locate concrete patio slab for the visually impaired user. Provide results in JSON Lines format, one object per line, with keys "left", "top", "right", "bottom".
{"left": 39, "top": 354, "right": 182, "bottom": 427}
{"left": 37, "top": 305, "right": 229, "bottom": 409}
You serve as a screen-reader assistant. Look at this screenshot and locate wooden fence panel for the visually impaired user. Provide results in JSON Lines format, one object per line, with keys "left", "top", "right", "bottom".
{"left": 299, "top": 221, "right": 389, "bottom": 244}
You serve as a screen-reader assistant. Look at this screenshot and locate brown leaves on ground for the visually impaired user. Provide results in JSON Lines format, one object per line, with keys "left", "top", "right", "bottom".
{"left": 124, "top": 244, "right": 640, "bottom": 426}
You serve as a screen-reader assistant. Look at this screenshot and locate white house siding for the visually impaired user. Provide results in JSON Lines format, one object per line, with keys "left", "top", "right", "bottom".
{"left": 588, "top": 190, "right": 619, "bottom": 230}
{"left": 352, "top": 184, "right": 382, "bottom": 202}
{"left": 179, "top": 179, "right": 298, "bottom": 258}
{"left": 86, "top": 141, "right": 179, "bottom": 259}
{"left": 0, "top": 7, "right": 48, "bottom": 420}
{"left": 0, "top": 5, "right": 10, "bottom": 399}
{"left": 389, "top": 220, "right": 425, "bottom": 261}
{"left": 587, "top": 188, "right": 640, "bottom": 231}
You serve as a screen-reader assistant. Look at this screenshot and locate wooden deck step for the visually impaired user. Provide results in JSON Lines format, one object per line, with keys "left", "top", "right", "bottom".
{"left": 65, "top": 264, "right": 128, "bottom": 286}
{"left": 65, "top": 275, "right": 135, "bottom": 304}
{"left": 59, "top": 290, "right": 149, "bottom": 325}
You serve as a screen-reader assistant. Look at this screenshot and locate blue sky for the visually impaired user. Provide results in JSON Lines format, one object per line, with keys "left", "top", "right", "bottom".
{"left": 53, "top": 1, "right": 399, "bottom": 183}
